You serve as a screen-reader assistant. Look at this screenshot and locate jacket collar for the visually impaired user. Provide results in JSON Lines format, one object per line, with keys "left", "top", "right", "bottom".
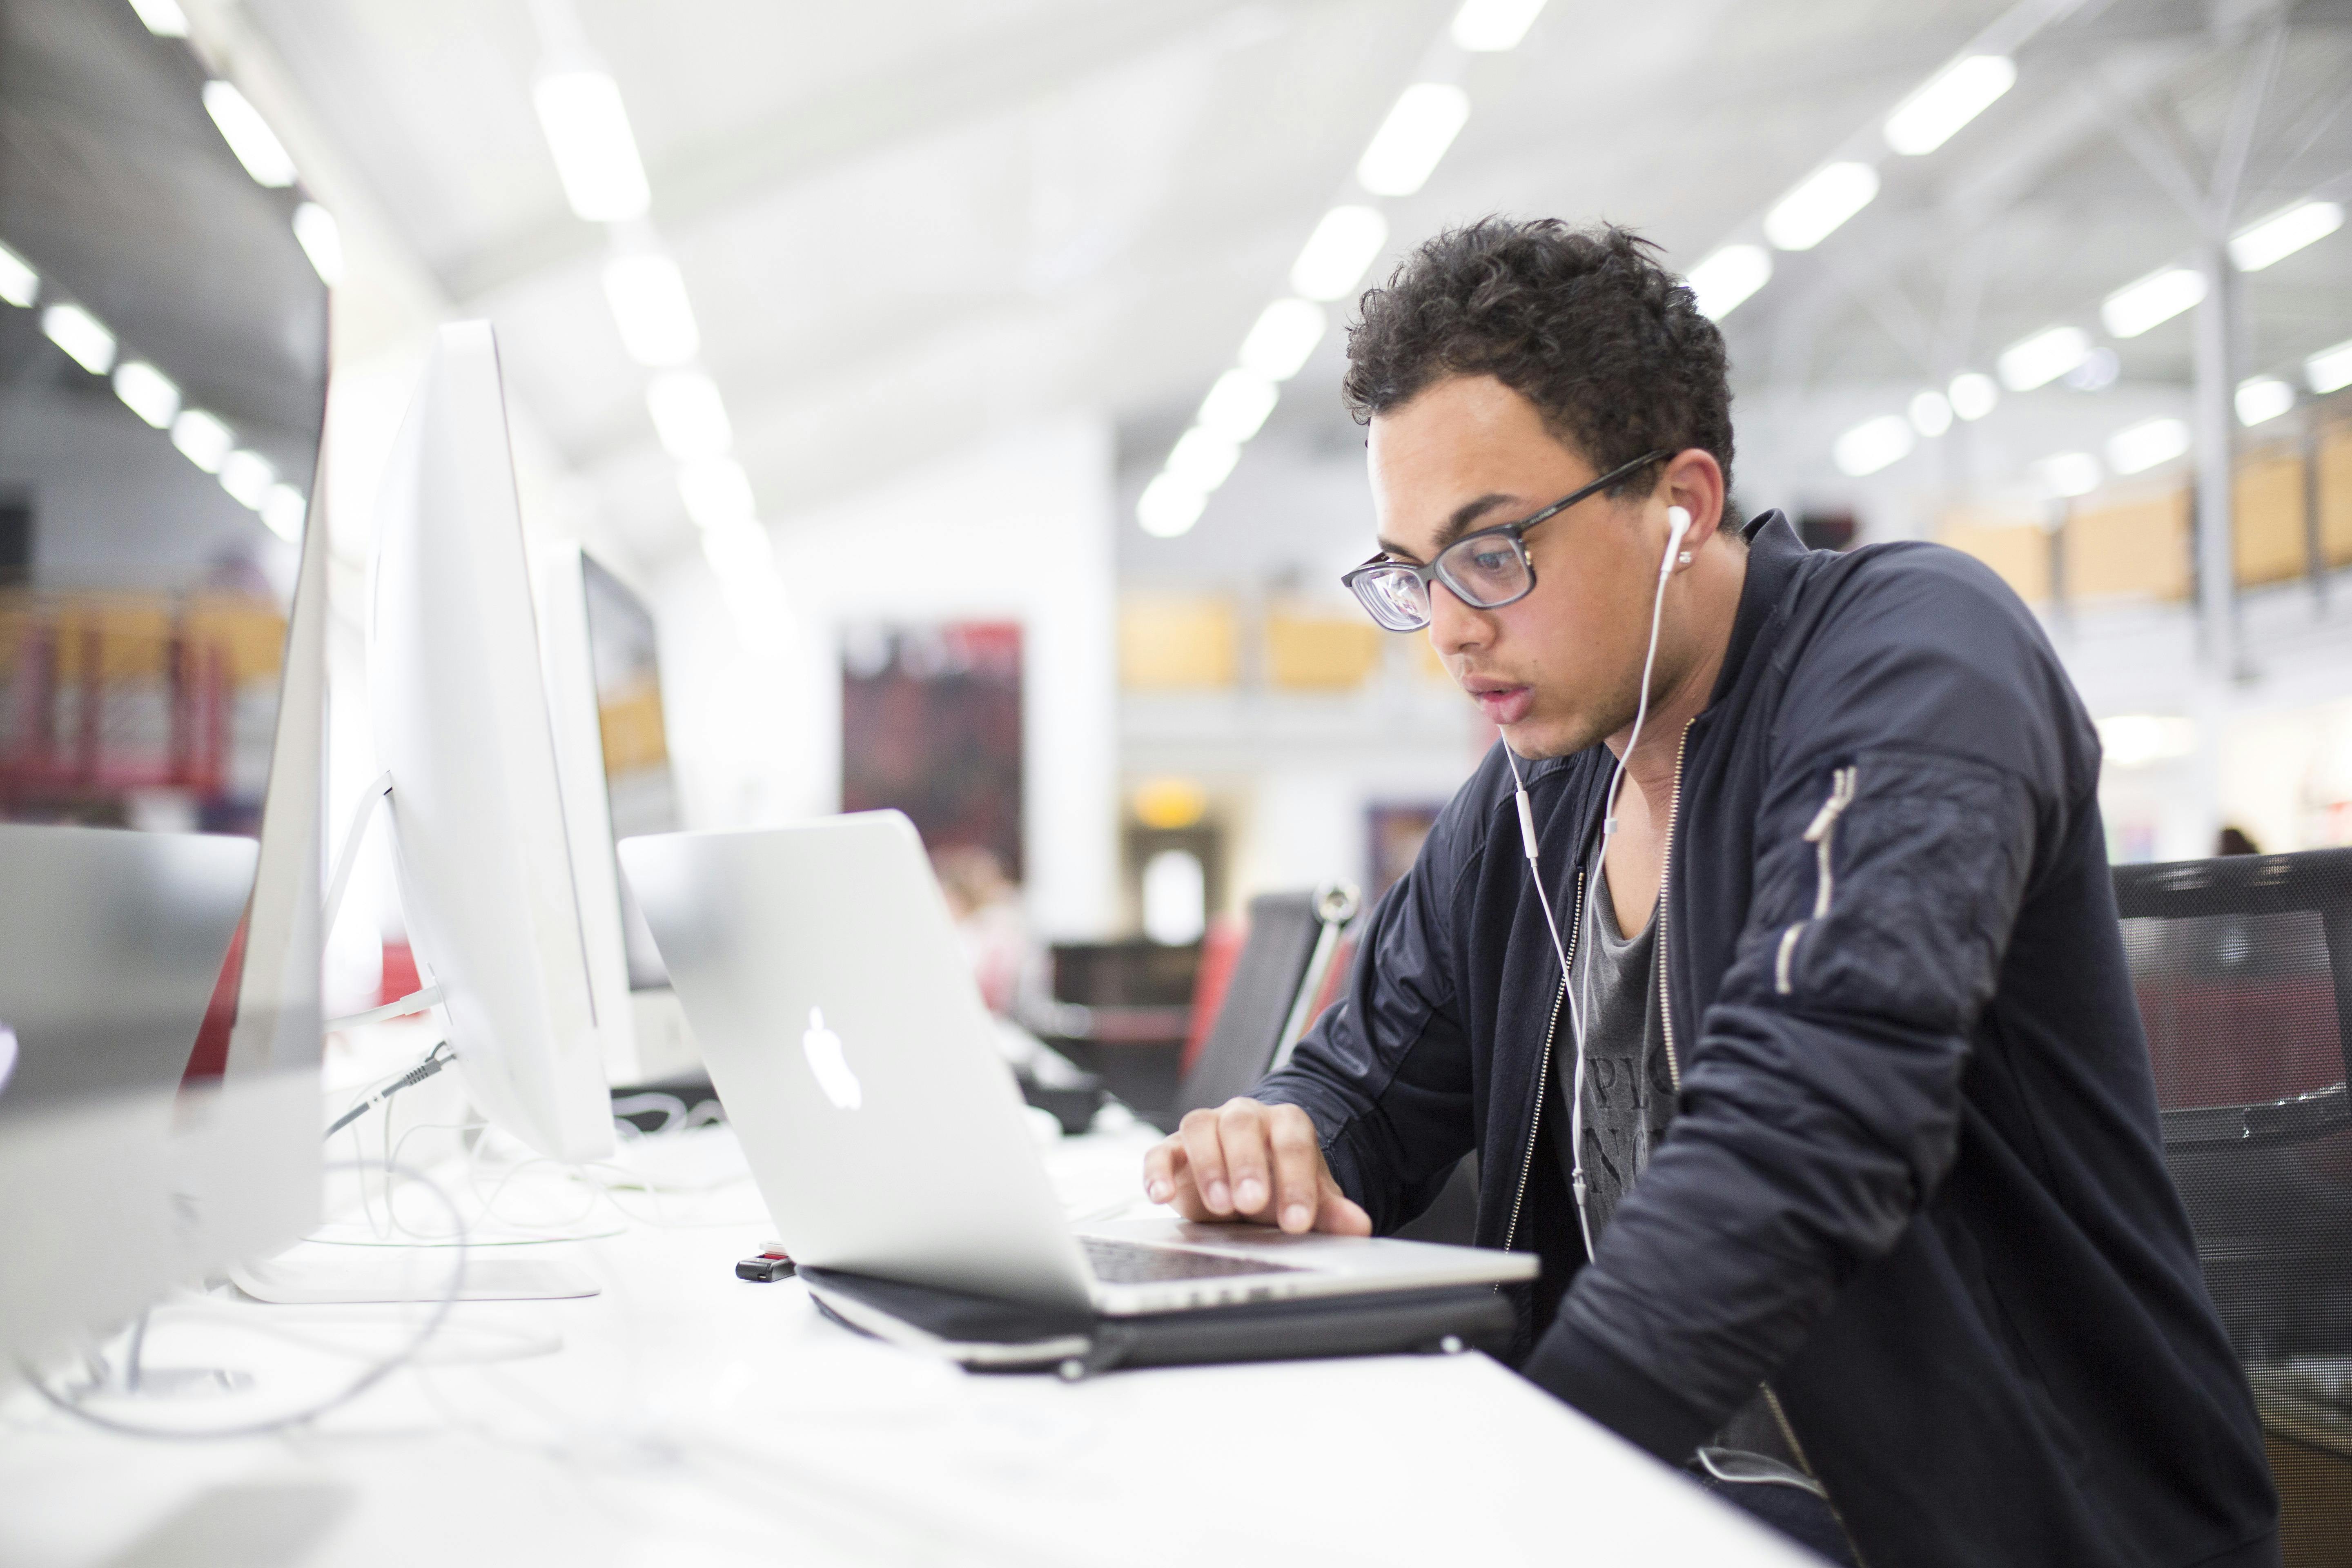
{"left": 1707, "top": 509, "right": 1807, "bottom": 709}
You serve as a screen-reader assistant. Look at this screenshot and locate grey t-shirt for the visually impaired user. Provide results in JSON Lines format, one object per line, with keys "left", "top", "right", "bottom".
{"left": 1558, "top": 863, "right": 1802, "bottom": 1473}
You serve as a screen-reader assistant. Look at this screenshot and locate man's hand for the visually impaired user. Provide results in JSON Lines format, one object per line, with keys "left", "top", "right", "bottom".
{"left": 1141, "top": 1099, "right": 1372, "bottom": 1236}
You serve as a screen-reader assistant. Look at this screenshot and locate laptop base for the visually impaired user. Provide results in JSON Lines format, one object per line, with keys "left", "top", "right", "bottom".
{"left": 797, "top": 1265, "right": 1516, "bottom": 1378}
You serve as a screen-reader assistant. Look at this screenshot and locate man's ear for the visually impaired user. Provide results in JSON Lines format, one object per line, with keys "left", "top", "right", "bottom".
{"left": 1659, "top": 449, "right": 1727, "bottom": 551}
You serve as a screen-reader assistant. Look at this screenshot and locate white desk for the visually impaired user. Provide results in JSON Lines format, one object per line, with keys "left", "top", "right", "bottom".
{"left": 0, "top": 1125, "right": 1811, "bottom": 1568}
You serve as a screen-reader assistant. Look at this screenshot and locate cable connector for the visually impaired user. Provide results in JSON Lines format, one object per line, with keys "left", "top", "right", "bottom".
{"left": 325, "top": 1040, "right": 454, "bottom": 1140}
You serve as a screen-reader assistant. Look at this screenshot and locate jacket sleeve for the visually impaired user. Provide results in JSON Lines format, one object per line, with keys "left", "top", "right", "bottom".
{"left": 1250, "top": 763, "right": 1494, "bottom": 1234}
{"left": 1522, "top": 546, "right": 2098, "bottom": 1460}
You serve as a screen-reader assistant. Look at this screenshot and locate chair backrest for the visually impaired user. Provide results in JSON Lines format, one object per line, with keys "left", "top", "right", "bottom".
{"left": 1167, "top": 885, "right": 1356, "bottom": 1122}
{"left": 2113, "top": 847, "right": 2352, "bottom": 1550}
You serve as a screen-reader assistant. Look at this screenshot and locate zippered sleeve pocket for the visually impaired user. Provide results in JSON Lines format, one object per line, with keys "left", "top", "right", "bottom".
{"left": 1775, "top": 766, "right": 1857, "bottom": 995}
{"left": 1748, "top": 748, "right": 2031, "bottom": 1034}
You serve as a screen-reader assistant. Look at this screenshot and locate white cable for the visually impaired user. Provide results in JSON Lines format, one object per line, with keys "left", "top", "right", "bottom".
{"left": 1514, "top": 506, "right": 1690, "bottom": 1266}
{"left": 1504, "top": 746, "right": 1594, "bottom": 1263}
{"left": 17, "top": 1160, "right": 468, "bottom": 1441}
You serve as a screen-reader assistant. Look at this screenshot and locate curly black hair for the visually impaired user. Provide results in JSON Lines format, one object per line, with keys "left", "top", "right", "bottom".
{"left": 1342, "top": 218, "right": 1735, "bottom": 502}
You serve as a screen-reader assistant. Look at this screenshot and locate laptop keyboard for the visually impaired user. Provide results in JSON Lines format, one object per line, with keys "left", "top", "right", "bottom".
{"left": 1080, "top": 1235, "right": 1304, "bottom": 1284}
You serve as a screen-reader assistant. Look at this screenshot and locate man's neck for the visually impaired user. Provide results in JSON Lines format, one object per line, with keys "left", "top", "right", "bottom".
{"left": 1606, "top": 539, "right": 1749, "bottom": 820}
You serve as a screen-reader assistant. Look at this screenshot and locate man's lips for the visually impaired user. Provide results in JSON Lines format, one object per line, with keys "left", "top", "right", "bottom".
{"left": 1466, "top": 683, "right": 1533, "bottom": 726}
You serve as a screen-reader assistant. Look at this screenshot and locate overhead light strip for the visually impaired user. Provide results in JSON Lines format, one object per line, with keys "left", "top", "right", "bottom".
{"left": 4, "top": 236, "right": 307, "bottom": 541}
{"left": 1143, "top": 5, "right": 1544, "bottom": 538}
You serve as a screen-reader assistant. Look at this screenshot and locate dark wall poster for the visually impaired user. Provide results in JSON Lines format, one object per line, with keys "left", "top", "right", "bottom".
{"left": 840, "top": 621, "right": 1023, "bottom": 880}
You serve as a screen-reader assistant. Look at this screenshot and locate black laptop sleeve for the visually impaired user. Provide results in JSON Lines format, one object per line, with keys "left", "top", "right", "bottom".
{"left": 796, "top": 1265, "right": 1518, "bottom": 1378}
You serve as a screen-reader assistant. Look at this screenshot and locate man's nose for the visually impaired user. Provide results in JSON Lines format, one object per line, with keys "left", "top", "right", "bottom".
{"left": 1426, "top": 580, "right": 1490, "bottom": 661}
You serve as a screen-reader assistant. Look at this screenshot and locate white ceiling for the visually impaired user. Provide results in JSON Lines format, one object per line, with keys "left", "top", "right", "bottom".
{"left": 234, "top": 0, "right": 2352, "bottom": 573}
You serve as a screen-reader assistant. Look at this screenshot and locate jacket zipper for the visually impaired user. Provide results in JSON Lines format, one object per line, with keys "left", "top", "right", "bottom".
{"left": 1774, "top": 765, "right": 1858, "bottom": 996}
{"left": 1656, "top": 728, "right": 1867, "bottom": 1567}
{"left": 1655, "top": 724, "right": 1692, "bottom": 1092}
{"left": 1499, "top": 869, "right": 1583, "bottom": 1265}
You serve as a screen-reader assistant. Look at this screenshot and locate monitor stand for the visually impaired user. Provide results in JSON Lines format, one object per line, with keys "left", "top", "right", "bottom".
{"left": 229, "top": 1242, "right": 598, "bottom": 1305}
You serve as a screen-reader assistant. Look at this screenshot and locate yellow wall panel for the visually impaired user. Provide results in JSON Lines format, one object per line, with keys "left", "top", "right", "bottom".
{"left": 2065, "top": 490, "right": 2189, "bottom": 602}
{"left": 2234, "top": 451, "right": 2307, "bottom": 587}
{"left": 1939, "top": 517, "right": 2051, "bottom": 604}
{"left": 2321, "top": 421, "right": 2352, "bottom": 569}
{"left": 1120, "top": 596, "right": 1237, "bottom": 690}
{"left": 1265, "top": 608, "right": 1382, "bottom": 691}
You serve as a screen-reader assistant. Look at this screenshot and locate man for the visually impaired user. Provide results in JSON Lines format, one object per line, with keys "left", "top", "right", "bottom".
{"left": 1141, "top": 220, "right": 2276, "bottom": 1567}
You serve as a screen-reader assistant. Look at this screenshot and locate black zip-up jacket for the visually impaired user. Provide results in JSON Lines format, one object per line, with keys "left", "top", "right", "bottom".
{"left": 1256, "top": 512, "right": 2278, "bottom": 1568}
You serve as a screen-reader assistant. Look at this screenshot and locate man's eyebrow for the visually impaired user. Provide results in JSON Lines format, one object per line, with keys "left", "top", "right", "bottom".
{"left": 1374, "top": 492, "right": 1521, "bottom": 561}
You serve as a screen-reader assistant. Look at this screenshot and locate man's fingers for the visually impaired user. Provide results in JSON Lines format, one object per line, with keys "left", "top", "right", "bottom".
{"left": 1177, "top": 1108, "right": 1235, "bottom": 1216}
{"left": 1215, "top": 1100, "right": 1274, "bottom": 1219}
{"left": 1314, "top": 1171, "right": 1374, "bottom": 1236}
{"left": 1266, "top": 1107, "right": 1323, "bottom": 1234}
{"left": 1141, "top": 1137, "right": 1182, "bottom": 1205}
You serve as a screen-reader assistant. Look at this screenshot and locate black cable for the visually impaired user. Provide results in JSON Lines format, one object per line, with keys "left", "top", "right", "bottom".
{"left": 325, "top": 1040, "right": 453, "bottom": 1139}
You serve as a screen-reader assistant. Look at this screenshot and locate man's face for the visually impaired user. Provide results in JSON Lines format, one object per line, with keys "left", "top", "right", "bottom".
{"left": 1366, "top": 374, "right": 1663, "bottom": 760}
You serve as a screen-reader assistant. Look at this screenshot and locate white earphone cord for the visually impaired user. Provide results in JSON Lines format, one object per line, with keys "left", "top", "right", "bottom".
{"left": 1508, "top": 505, "right": 1689, "bottom": 1265}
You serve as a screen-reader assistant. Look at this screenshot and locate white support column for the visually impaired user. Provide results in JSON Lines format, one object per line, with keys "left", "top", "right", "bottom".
{"left": 2192, "top": 241, "right": 2241, "bottom": 678}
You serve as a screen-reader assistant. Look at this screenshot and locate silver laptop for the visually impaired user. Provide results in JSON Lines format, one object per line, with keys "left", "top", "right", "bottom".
{"left": 617, "top": 813, "right": 1535, "bottom": 1317}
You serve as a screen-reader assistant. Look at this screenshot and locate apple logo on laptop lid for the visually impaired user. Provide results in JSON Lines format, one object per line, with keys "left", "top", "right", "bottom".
{"left": 801, "top": 1008, "right": 862, "bottom": 1110}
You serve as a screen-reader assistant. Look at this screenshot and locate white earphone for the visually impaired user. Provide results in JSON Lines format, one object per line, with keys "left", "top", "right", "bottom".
{"left": 1505, "top": 499, "right": 1692, "bottom": 1261}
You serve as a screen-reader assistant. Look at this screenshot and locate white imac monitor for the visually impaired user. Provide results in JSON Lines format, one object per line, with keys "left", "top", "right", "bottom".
{"left": 370, "top": 321, "right": 615, "bottom": 1166}
{"left": 537, "top": 541, "right": 696, "bottom": 1087}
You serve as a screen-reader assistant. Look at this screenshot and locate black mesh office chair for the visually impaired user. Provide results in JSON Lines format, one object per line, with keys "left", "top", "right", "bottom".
{"left": 2115, "top": 847, "right": 2352, "bottom": 1566}
{"left": 1152, "top": 884, "right": 1357, "bottom": 1131}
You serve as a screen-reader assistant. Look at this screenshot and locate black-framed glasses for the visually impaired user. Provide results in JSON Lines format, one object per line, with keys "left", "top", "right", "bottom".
{"left": 1340, "top": 450, "right": 1668, "bottom": 632}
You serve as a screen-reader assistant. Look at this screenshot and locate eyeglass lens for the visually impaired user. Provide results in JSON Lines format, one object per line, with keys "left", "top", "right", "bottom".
{"left": 1354, "top": 568, "right": 1430, "bottom": 630}
{"left": 1436, "top": 533, "right": 1532, "bottom": 608}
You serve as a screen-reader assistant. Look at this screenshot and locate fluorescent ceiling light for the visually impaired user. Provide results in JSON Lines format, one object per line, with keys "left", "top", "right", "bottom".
{"left": 1290, "top": 206, "right": 1388, "bottom": 302}
{"left": 2035, "top": 451, "right": 2102, "bottom": 498}
{"left": 2065, "top": 346, "right": 2119, "bottom": 392}
{"left": 1997, "top": 325, "right": 2090, "bottom": 391}
{"left": 2100, "top": 266, "right": 2204, "bottom": 339}
{"left": 1687, "top": 244, "right": 1771, "bottom": 321}
{"left": 678, "top": 457, "right": 755, "bottom": 530}
{"left": 1137, "top": 473, "right": 1207, "bottom": 538}
{"left": 1165, "top": 427, "right": 1240, "bottom": 493}
{"left": 601, "top": 253, "right": 699, "bottom": 366}
{"left": 646, "top": 370, "right": 732, "bottom": 460}
{"left": 534, "top": 71, "right": 651, "bottom": 223}
{"left": 1764, "top": 163, "right": 1879, "bottom": 251}
{"left": 171, "top": 409, "right": 233, "bottom": 472}
{"left": 1357, "top": 84, "right": 1470, "bottom": 198}
{"left": 0, "top": 241, "right": 33, "bottom": 307}
{"left": 112, "top": 361, "right": 180, "bottom": 428}
{"left": 1197, "top": 370, "right": 1278, "bottom": 443}
{"left": 1908, "top": 389, "right": 1953, "bottom": 438}
{"left": 2096, "top": 714, "right": 2197, "bottom": 769}
{"left": 219, "top": 449, "right": 274, "bottom": 509}
{"left": 700, "top": 519, "right": 773, "bottom": 577}
{"left": 41, "top": 303, "right": 115, "bottom": 374}
{"left": 2106, "top": 416, "right": 2189, "bottom": 476}
{"left": 1833, "top": 414, "right": 1913, "bottom": 477}
{"left": 126, "top": 0, "right": 188, "bottom": 35}
{"left": 259, "top": 483, "right": 307, "bottom": 542}
{"left": 292, "top": 203, "right": 342, "bottom": 285}
{"left": 2235, "top": 376, "right": 2293, "bottom": 428}
{"left": 2227, "top": 199, "right": 2342, "bottom": 273}
{"left": 1238, "top": 298, "right": 1326, "bottom": 381}
{"left": 202, "top": 81, "right": 297, "bottom": 188}
{"left": 1948, "top": 372, "right": 1998, "bottom": 421}
{"left": 1883, "top": 55, "right": 2016, "bottom": 156}
{"left": 2307, "top": 337, "right": 2352, "bottom": 396}
{"left": 1451, "top": 0, "right": 1547, "bottom": 51}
